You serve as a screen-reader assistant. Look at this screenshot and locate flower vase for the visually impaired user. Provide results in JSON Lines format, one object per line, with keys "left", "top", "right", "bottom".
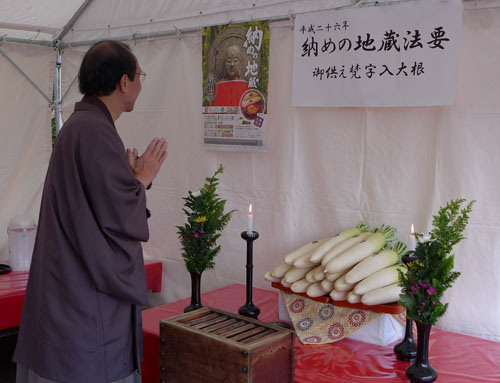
{"left": 184, "top": 271, "right": 203, "bottom": 313}
{"left": 406, "top": 322, "right": 438, "bottom": 383}
{"left": 394, "top": 318, "right": 417, "bottom": 361}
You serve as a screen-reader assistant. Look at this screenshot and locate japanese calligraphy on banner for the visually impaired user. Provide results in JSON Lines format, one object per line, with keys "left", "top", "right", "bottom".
{"left": 202, "top": 21, "right": 269, "bottom": 151}
{"left": 292, "top": 0, "right": 463, "bottom": 107}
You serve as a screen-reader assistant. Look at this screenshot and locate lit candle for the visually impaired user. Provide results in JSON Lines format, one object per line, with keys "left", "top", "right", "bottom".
{"left": 409, "top": 224, "right": 416, "bottom": 252}
{"left": 248, "top": 204, "right": 253, "bottom": 233}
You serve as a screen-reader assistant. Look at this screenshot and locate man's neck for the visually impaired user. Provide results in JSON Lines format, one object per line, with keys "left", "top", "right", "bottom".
{"left": 97, "top": 95, "right": 123, "bottom": 122}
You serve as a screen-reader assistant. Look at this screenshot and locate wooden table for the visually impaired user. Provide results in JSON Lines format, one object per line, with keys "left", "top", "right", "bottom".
{"left": 142, "top": 284, "right": 500, "bottom": 383}
{"left": 0, "top": 260, "right": 163, "bottom": 332}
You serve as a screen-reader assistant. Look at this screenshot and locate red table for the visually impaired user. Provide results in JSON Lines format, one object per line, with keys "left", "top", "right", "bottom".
{"left": 0, "top": 260, "right": 163, "bottom": 331}
{"left": 141, "top": 284, "right": 500, "bottom": 383}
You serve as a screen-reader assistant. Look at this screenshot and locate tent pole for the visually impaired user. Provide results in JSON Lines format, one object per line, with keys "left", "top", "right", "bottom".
{"left": 54, "top": 0, "right": 94, "bottom": 42}
{"left": 54, "top": 46, "right": 63, "bottom": 135}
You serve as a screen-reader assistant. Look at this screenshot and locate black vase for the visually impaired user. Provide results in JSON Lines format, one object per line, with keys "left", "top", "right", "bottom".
{"left": 406, "top": 322, "right": 438, "bottom": 383}
{"left": 184, "top": 271, "right": 203, "bottom": 313}
{"left": 394, "top": 318, "right": 417, "bottom": 361}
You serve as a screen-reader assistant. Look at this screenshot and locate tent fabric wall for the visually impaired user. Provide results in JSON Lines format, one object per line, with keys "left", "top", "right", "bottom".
{"left": 57, "top": 6, "right": 500, "bottom": 342}
{"left": 0, "top": 43, "right": 53, "bottom": 261}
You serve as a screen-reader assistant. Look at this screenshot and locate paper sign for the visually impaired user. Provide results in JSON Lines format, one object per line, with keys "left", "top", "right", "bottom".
{"left": 292, "top": 0, "right": 463, "bottom": 107}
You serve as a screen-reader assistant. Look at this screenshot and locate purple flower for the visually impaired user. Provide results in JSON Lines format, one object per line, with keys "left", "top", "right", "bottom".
{"left": 426, "top": 286, "right": 437, "bottom": 296}
{"left": 419, "top": 281, "right": 430, "bottom": 289}
{"left": 199, "top": 230, "right": 206, "bottom": 234}
{"left": 432, "top": 301, "right": 438, "bottom": 306}
{"left": 421, "top": 301, "right": 427, "bottom": 307}
{"left": 411, "top": 284, "right": 420, "bottom": 292}
{"left": 193, "top": 232, "right": 200, "bottom": 238}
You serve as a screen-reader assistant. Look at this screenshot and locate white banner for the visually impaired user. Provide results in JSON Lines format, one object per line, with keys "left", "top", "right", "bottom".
{"left": 292, "top": 0, "right": 463, "bottom": 107}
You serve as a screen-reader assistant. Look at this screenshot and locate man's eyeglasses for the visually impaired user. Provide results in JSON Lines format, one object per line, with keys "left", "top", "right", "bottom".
{"left": 136, "top": 71, "right": 147, "bottom": 83}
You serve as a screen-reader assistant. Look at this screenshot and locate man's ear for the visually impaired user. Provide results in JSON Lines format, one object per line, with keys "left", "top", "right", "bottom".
{"left": 117, "top": 74, "right": 128, "bottom": 93}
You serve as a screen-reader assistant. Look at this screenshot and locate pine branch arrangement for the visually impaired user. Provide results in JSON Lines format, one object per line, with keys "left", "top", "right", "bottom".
{"left": 176, "top": 165, "right": 235, "bottom": 273}
{"left": 399, "top": 198, "right": 475, "bottom": 325}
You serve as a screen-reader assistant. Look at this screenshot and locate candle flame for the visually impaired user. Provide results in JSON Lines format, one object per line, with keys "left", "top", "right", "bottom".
{"left": 249, "top": 203, "right": 253, "bottom": 214}
{"left": 411, "top": 223, "right": 414, "bottom": 234}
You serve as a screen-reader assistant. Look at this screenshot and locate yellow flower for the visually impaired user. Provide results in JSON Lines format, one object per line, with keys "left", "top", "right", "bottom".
{"left": 194, "top": 216, "right": 207, "bottom": 223}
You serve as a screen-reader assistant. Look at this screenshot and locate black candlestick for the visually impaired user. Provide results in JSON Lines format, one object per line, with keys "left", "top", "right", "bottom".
{"left": 394, "top": 254, "right": 417, "bottom": 362}
{"left": 238, "top": 230, "right": 260, "bottom": 320}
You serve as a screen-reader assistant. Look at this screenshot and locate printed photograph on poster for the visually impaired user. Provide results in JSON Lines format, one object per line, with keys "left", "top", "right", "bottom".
{"left": 202, "top": 21, "right": 269, "bottom": 151}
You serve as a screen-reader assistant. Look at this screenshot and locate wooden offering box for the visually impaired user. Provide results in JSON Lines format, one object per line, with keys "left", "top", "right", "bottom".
{"left": 159, "top": 307, "right": 295, "bottom": 383}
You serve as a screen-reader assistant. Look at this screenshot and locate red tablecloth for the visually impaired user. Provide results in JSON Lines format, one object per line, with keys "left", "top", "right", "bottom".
{"left": 141, "top": 283, "right": 500, "bottom": 383}
{"left": 0, "top": 260, "right": 163, "bottom": 331}
{"left": 144, "top": 260, "right": 163, "bottom": 293}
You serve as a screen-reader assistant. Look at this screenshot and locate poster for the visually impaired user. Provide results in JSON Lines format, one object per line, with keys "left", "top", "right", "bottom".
{"left": 202, "top": 21, "right": 270, "bottom": 151}
{"left": 292, "top": 0, "right": 463, "bottom": 107}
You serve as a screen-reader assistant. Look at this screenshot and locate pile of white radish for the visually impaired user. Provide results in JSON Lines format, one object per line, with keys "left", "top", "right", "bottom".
{"left": 265, "top": 223, "right": 408, "bottom": 306}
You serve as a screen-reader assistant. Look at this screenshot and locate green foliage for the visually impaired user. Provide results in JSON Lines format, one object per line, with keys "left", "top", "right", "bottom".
{"left": 398, "top": 199, "right": 475, "bottom": 325}
{"left": 176, "top": 165, "right": 235, "bottom": 273}
{"left": 52, "top": 117, "right": 56, "bottom": 146}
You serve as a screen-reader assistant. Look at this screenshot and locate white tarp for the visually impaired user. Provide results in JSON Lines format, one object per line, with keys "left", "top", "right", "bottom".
{"left": 0, "top": 43, "right": 53, "bottom": 259}
{"left": 1, "top": 1, "right": 500, "bottom": 343}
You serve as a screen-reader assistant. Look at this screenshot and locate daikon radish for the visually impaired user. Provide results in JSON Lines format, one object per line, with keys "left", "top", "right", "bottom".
{"left": 280, "top": 278, "right": 292, "bottom": 288}
{"left": 309, "top": 223, "right": 370, "bottom": 263}
{"left": 330, "top": 289, "right": 348, "bottom": 301}
{"left": 334, "top": 275, "right": 355, "bottom": 292}
{"left": 321, "top": 232, "right": 372, "bottom": 266}
{"left": 307, "top": 282, "right": 327, "bottom": 298}
{"left": 305, "top": 268, "right": 317, "bottom": 283}
{"left": 344, "top": 241, "right": 407, "bottom": 284}
{"left": 354, "top": 265, "right": 406, "bottom": 295}
{"left": 325, "top": 225, "right": 396, "bottom": 273}
{"left": 325, "top": 269, "right": 348, "bottom": 282}
{"left": 291, "top": 278, "right": 311, "bottom": 293}
{"left": 347, "top": 290, "right": 361, "bottom": 304}
{"left": 305, "top": 265, "right": 323, "bottom": 283}
{"left": 361, "top": 283, "right": 402, "bottom": 305}
{"left": 320, "top": 279, "right": 334, "bottom": 292}
{"left": 284, "top": 238, "right": 328, "bottom": 265}
{"left": 283, "top": 266, "right": 314, "bottom": 284}
{"left": 264, "top": 271, "right": 281, "bottom": 282}
{"left": 293, "top": 249, "right": 320, "bottom": 268}
{"left": 313, "top": 265, "right": 326, "bottom": 281}
{"left": 271, "top": 262, "right": 292, "bottom": 278}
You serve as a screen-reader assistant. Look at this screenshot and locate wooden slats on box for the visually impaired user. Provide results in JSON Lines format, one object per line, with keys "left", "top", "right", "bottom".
{"left": 160, "top": 307, "right": 295, "bottom": 383}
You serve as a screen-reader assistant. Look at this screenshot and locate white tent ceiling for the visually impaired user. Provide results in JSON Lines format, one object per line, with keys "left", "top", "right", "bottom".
{"left": 0, "top": 0, "right": 325, "bottom": 45}
{"left": 0, "top": 0, "right": 492, "bottom": 47}
{"left": 0, "top": 0, "right": 84, "bottom": 41}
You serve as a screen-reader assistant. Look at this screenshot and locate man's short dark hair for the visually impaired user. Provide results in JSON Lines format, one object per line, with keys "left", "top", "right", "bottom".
{"left": 78, "top": 40, "right": 137, "bottom": 97}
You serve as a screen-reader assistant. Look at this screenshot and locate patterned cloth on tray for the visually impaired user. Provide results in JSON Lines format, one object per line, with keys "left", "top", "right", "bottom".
{"left": 281, "top": 291, "right": 407, "bottom": 344}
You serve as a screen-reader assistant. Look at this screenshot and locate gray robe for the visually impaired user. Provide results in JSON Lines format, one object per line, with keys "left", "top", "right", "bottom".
{"left": 13, "top": 96, "right": 149, "bottom": 383}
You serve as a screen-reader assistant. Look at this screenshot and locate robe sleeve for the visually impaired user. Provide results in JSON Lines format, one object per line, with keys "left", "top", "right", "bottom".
{"left": 74, "top": 123, "right": 149, "bottom": 305}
